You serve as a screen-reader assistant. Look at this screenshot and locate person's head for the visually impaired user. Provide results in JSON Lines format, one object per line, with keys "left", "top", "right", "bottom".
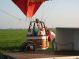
{"left": 36, "top": 18, "right": 39, "bottom": 23}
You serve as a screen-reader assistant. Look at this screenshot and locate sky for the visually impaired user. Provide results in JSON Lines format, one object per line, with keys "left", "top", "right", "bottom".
{"left": 0, "top": 0, "right": 79, "bottom": 29}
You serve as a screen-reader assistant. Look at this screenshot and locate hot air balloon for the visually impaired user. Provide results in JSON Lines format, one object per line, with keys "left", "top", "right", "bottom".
{"left": 12, "top": 0, "right": 47, "bottom": 18}
{"left": 12, "top": 0, "right": 53, "bottom": 51}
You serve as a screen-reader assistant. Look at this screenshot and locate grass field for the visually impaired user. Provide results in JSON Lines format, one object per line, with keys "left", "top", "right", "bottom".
{"left": 0, "top": 29, "right": 27, "bottom": 50}
{"left": 0, "top": 29, "right": 53, "bottom": 51}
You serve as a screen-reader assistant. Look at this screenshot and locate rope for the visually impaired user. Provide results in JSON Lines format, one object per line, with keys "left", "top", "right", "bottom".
{"left": 0, "top": 8, "right": 23, "bottom": 21}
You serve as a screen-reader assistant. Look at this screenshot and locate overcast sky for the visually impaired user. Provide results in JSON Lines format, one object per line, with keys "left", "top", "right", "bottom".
{"left": 0, "top": 0, "right": 79, "bottom": 29}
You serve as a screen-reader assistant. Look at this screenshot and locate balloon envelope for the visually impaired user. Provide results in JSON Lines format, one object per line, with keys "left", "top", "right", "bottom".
{"left": 12, "top": 0, "right": 45, "bottom": 18}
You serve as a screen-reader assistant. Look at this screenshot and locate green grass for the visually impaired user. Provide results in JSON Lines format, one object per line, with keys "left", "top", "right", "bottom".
{"left": 0, "top": 29, "right": 53, "bottom": 51}
{"left": 0, "top": 29, "right": 27, "bottom": 50}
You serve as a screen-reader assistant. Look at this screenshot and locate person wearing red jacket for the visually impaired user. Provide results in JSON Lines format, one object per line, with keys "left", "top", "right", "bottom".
{"left": 47, "top": 29, "right": 55, "bottom": 41}
{"left": 47, "top": 29, "right": 56, "bottom": 51}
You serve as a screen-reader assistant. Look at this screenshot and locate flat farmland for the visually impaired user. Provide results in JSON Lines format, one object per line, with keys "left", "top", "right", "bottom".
{"left": 0, "top": 29, "right": 27, "bottom": 50}
{"left": 0, "top": 29, "right": 52, "bottom": 51}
